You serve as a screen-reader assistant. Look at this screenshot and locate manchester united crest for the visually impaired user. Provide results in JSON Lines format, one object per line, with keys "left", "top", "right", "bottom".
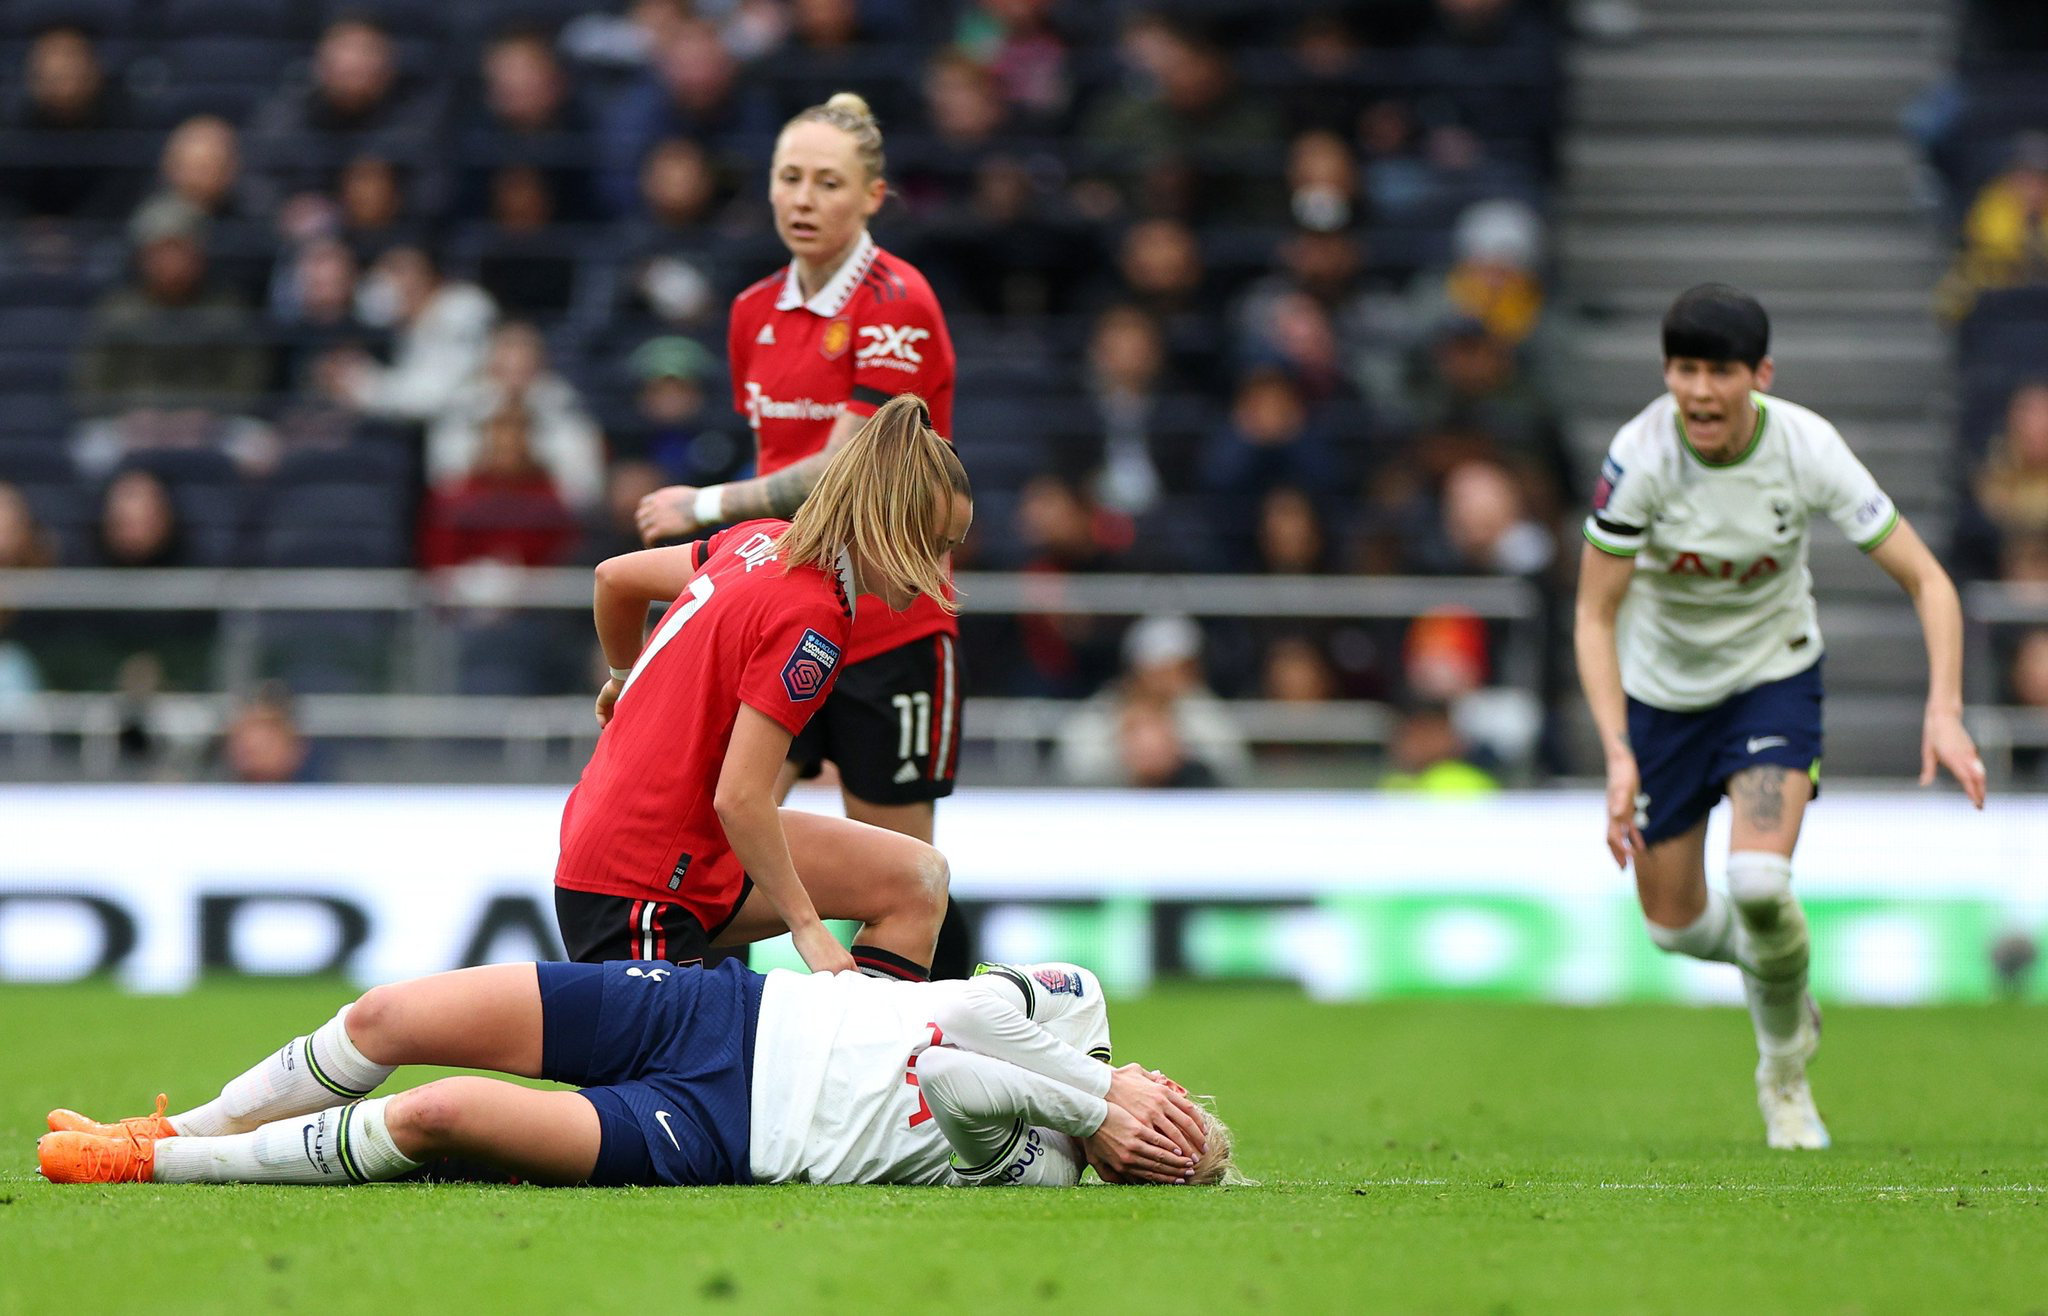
{"left": 820, "top": 318, "right": 851, "bottom": 360}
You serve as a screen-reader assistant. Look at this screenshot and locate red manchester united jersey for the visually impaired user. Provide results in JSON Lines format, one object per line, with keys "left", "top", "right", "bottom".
{"left": 555, "top": 520, "right": 855, "bottom": 928}
{"left": 727, "top": 231, "right": 957, "bottom": 664}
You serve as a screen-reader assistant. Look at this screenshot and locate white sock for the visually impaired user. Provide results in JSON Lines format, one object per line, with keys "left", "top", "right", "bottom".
{"left": 152, "top": 1097, "right": 421, "bottom": 1185}
{"left": 1726, "top": 851, "right": 1810, "bottom": 1059}
{"left": 170, "top": 1005, "right": 396, "bottom": 1137}
{"left": 1644, "top": 888, "right": 1738, "bottom": 964}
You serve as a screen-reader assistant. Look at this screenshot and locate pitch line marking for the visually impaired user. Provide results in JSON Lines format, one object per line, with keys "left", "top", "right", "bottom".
{"left": 1350, "top": 1178, "right": 2048, "bottom": 1194}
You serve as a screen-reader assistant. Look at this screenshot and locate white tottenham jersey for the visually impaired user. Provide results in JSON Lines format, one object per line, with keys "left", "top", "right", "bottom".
{"left": 1583, "top": 392, "right": 1899, "bottom": 711}
{"left": 748, "top": 963, "right": 1113, "bottom": 1187}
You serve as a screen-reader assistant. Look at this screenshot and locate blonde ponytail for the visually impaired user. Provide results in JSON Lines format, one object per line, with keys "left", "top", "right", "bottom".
{"left": 780, "top": 90, "right": 886, "bottom": 184}
{"left": 776, "top": 394, "right": 969, "bottom": 608}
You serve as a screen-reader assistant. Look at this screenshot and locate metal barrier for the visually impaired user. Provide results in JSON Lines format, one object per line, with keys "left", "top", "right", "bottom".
{"left": 1963, "top": 582, "right": 2048, "bottom": 778}
{"left": 0, "top": 691, "right": 1404, "bottom": 783}
{"left": 0, "top": 566, "right": 1543, "bottom": 778}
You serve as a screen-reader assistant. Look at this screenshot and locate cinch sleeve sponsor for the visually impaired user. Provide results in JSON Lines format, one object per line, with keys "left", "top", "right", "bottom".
{"left": 1582, "top": 448, "right": 1652, "bottom": 557}
{"left": 846, "top": 293, "right": 943, "bottom": 419}
{"left": 737, "top": 601, "right": 848, "bottom": 735}
{"left": 1810, "top": 424, "right": 1899, "bottom": 552}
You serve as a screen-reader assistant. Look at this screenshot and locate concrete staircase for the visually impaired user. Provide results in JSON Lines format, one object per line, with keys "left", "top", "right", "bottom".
{"left": 1557, "top": 0, "right": 1958, "bottom": 774}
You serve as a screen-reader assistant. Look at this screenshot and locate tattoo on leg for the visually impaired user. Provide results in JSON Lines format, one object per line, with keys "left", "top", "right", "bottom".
{"left": 1737, "top": 765, "right": 1787, "bottom": 831}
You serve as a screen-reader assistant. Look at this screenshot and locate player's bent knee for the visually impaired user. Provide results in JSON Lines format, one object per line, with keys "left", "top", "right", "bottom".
{"left": 1726, "top": 851, "right": 1793, "bottom": 920}
{"left": 344, "top": 985, "right": 399, "bottom": 1056}
{"left": 902, "top": 846, "right": 950, "bottom": 930}
{"left": 386, "top": 1078, "right": 480, "bottom": 1151}
{"left": 1727, "top": 851, "right": 1807, "bottom": 978}
{"left": 917, "top": 845, "right": 950, "bottom": 903}
{"left": 883, "top": 842, "right": 947, "bottom": 917}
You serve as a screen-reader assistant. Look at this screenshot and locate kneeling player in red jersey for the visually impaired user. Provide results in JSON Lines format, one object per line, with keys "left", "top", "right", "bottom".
{"left": 557, "top": 394, "right": 972, "bottom": 980}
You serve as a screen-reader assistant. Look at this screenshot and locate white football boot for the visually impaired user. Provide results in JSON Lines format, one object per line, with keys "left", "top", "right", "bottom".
{"left": 1756, "top": 993, "right": 1829, "bottom": 1150}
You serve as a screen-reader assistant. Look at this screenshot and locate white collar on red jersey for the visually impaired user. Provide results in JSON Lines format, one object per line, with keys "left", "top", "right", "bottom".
{"left": 776, "top": 229, "right": 878, "bottom": 317}
{"left": 834, "top": 546, "right": 858, "bottom": 618}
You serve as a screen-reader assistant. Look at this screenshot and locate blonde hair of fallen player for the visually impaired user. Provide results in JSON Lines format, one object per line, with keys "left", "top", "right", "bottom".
{"left": 591, "top": 398, "right": 970, "bottom": 975}
{"left": 1096, "top": 1098, "right": 1243, "bottom": 1187}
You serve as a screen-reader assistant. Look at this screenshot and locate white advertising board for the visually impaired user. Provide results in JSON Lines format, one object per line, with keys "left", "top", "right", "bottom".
{"left": 1, "top": 787, "right": 2040, "bottom": 1001}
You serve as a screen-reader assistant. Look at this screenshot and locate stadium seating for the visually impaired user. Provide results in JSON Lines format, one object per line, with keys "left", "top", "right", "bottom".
{"left": 0, "top": 0, "right": 1572, "bottom": 742}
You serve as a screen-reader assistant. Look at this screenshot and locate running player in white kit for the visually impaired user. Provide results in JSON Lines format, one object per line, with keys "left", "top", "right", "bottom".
{"left": 37, "top": 959, "right": 1232, "bottom": 1189}
{"left": 1574, "top": 285, "right": 1987, "bottom": 1149}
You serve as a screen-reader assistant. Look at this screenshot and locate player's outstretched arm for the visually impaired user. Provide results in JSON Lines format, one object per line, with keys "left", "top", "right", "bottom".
{"left": 715, "top": 705, "right": 858, "bottom": 973}
{"left": 636, "top": 410, "right": 865, "bottom": 543}
{"left": 1867, "top": 518, "right": 1988, "bottom": 808}
{"left": 1574, "top": 541, "right": 1646, "bottom": 863}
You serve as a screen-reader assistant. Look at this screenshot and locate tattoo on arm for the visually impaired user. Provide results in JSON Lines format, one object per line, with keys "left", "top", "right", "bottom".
{"left": 719, "top": 451, "right": 832, "bottom": 522}
{"left": 1735, "top": 764, "right": 1787, "bottom": 831}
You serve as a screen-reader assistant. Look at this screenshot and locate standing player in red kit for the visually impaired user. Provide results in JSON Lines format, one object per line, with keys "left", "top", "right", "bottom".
{"left": 559, "top": 396, "right": 974, "bottom": 979}
{"left": 635, "top": 91, "right": 972, "bottom": 973}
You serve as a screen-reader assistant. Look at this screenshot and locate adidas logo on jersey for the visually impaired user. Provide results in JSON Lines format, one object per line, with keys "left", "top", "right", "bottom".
{"left": 757, "top": 324, "right": 776, "bottom": 345}
{"left": 893, "top": 760, "right": 918, "bottom": 784}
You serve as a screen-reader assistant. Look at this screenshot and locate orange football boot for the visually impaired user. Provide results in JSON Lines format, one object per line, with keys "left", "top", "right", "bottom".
{"left": 46, "top": 1092, "right": 178, "bottom": 1140}
{"left": 37, "top": 1127, "right": 158, "bottom": 1184}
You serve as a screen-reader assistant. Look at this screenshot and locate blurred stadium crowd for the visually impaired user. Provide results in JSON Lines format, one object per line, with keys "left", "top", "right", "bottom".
{"left": 1922, "top": 0, "right": 2048, "bottom": 762}
{"left": 0, "top": 0, "right": 1571, "bottom": 784}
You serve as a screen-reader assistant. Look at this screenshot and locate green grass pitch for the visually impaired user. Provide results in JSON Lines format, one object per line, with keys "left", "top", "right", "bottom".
{"left": 2, "top": 980, "right": 2044, "bottom": 1315}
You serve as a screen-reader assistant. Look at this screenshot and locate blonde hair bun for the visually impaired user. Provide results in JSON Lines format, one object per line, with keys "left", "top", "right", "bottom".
{"left": 781, "top": 92, "right": 887, "bottom": 183}
{"left": 824, "top": 91, "right": 873, "bottom": 121}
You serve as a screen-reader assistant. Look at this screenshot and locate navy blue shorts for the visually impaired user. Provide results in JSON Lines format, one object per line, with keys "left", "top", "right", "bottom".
{"left": 1627, "top": 659, "right": 1823, "bottom": 844}
{"left": 535, "top": 958, "right": 765, "bottom": 1187}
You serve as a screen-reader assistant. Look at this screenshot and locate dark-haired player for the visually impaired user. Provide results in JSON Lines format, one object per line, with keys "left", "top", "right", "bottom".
{"left": 1574, "top": 284, "right": 1986, "bottom": 1149}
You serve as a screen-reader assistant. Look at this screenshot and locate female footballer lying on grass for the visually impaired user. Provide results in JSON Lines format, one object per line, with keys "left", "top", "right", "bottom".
{"left": 39, "top": 958, "right": 1234, "bottom": 1188}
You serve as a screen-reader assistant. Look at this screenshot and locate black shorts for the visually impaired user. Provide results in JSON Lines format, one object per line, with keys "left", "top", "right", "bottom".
{"left": 788, "top": 632, "right": 961, "bottom": 805}
{"left": 555, "top": 881, "right": 752, "bottom": 966}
